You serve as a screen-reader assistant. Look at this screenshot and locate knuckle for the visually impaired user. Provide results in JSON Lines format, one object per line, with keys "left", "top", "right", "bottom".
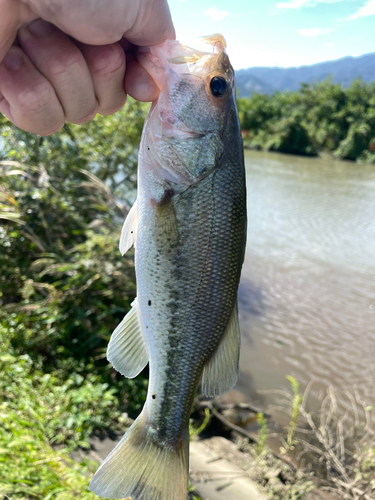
{"left": 16, "top": 113, "right": 64, "bottom": 136}
{"left": 17, "top": 81, "right": 54, "bottom": 113}
{"left": 98, "top": 95, "right": 127, "bottom": 117}
{"left": 38, "top": 120, "right": 65, "bottom": 136}
{"left": 46, "top": 50, "right": 83, "bottom": 78}
{"left": 15, "top": 81, "right": 65, "bottom": 135}
{"left": 69, "top": 102, "right": 98, "bottom": 124}
{"left": 91, "top": 44, "right": 125, "bottom": 76}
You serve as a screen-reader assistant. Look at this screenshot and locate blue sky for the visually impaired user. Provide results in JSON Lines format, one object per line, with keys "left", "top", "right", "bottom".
{"left": 168, "top": 0, "right": 375, "bottom": 69}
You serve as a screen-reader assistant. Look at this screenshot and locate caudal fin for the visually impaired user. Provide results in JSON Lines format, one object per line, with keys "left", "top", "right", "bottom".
{"left": 89, "top": 410, "right": 189, "bottom": 500}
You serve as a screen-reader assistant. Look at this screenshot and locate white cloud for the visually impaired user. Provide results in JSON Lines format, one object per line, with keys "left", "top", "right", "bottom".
{"left": 277, "top": 0, "right": 309, "bottom": 8}
{"left": 204, "top": 7, "right": 229, "bottom": 21}
{"left": 277, "top": 0, "right": 353, "bottom": 9}
{"left": 298, "top": 27, "right": 335, "bottom": 36}
{"left": 228, "top": 43, "right": 303, "bottom": 69}
{"left": 347, "top": 0, "right": 375, "bottom": 19}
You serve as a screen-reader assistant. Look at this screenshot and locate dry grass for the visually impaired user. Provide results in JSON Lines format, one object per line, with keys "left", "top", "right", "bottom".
{"left": 263, "top": 380, "right": 375, "bottom": 499}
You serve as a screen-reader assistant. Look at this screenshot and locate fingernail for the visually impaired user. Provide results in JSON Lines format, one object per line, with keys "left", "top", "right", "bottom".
{"left": 28, "top": 19, "right": 55, "bottom": 38}
{"left": 3, "top": 51, "right": 23, "bottom": 71}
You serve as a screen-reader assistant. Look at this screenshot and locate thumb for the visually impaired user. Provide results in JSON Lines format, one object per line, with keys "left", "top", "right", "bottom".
{"left": 24, "top": 0, "right": 175, "bottom": 46}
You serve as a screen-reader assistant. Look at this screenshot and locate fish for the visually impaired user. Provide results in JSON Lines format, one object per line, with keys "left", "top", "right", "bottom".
{"left": 89, "top": 33, "right": 247, "bottom": 500}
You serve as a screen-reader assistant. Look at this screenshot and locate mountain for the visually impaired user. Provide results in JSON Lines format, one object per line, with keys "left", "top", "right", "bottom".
{"left": 236, "top": 52, "right": 375, "bottom": 97}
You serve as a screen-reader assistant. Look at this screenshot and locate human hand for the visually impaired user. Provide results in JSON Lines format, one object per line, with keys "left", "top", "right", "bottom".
{"left": 0, "top": 0, "right": 175, "bottom": 135}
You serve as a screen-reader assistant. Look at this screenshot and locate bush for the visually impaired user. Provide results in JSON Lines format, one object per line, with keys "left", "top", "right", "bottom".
{"left": 0, "top": 102, "right": 150, "bottom": 496}
{"left": 238, "top": 78, "right": 375, "bottom": 162}
{"left": 0, "top": 102, "right": 149, "bottom": 404}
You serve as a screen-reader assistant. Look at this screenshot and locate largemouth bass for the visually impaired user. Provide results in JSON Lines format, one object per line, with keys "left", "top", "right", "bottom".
{"left": 90, "top": 34, "right": 246, "bottom": 500}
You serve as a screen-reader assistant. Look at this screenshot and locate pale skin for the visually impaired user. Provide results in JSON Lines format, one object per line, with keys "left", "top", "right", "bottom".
{"left": 0, "top": 0, "right": 175, "bottom": 135}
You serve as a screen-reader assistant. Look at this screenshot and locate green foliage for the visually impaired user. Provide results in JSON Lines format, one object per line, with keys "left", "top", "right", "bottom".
{"left": 0, "top": 346, "right": 121, "bottom": 449}
{"left": 188, "top": 484, "right": 205, "bottom": 500}
{"left": 237, "top": 437, "right": 315, "bottom": 500}
{"left": 280, "top": 376, "right": 302, "bottom": 455}
{"left": 0, "top": 346, "right": 122, "bottom": 499}
{"left": 255, "top": 413, "right": 268, "bottom": 456}
{"left": 238, "top": 78, "right": 375, "bottom": 161}
{"left": 0, "top": 103, "right": 149, "bottom": 497}
{"left": 0, "top": 102, "right": 149, "bottom": 411}
{"left": 0, "top": 411, "right": 102, "bottom": 500}
{"left": 189, "top": 408, "right": 211, "bottom": 441}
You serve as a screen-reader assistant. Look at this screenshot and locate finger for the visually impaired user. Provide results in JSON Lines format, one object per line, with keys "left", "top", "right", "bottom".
{"left": 0, "top": 0, "right": 36, "bottom": 62}
{"left": 77, "top": 42, "right": 127, "bottom": 116}
{"left": 18, "top": 20, "right": 98, "bottom": 124}
{"left": 125, "top": 59, "right": 159, "bottom": 102}
{"left": 123, "top": 0, "right": 175, "bottom": 46}
{"left": 25, "top": 0, "right": 175, "bottom": 46}
{"left": 0, "top": 46, "right": 64, "bottom": 135}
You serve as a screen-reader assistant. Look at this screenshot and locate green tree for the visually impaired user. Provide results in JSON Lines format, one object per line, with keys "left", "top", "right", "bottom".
{"left": 0, "top": 100, "right": 149, "bottom": 411}
{"left": 237, "top": 78, "right": 375, "bottom": 162}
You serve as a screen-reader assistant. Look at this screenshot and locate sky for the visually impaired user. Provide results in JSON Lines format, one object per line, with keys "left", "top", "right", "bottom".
{"left": 168, "top": 0, "right": 375, "bottom": 69}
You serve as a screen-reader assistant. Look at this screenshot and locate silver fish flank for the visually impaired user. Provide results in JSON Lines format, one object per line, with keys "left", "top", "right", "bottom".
{"left": 90, "top": 33, "right": 247, "bottom": 500}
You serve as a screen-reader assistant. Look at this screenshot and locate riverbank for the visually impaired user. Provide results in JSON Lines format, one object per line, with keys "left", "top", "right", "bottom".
{"left": 73, "top": 386, "right": 374, "bottom": 500}
{"left": 237, "top": 78, "right": 375, "bottom": 164}
{"left": 242, "top": 141, "right": 375, "bottom": 165}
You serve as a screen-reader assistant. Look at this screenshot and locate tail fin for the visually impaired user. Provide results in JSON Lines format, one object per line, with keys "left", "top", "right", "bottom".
{"left": 89, "top": 410, "right": 189, "bottom": 500}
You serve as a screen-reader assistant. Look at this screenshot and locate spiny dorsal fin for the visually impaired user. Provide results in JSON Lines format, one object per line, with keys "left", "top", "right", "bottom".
{"left": 107, "top": 298, "right": 148, "bottom": 379}
{"left": 201, "top": 302, "right": 240, "bottom": 397}
{"left": 119, "top": 200, "right": 138, "bottom": 256}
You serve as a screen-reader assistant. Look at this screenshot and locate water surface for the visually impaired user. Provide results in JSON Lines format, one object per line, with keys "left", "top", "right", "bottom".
{"left": 230, "top": 150, "right": 375, "bottom": 412}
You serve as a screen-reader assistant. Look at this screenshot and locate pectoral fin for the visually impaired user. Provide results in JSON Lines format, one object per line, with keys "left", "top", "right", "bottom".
{"left": 201, "top": 302, "right": 241, "bottom": 397}
{"left": 107, "top": 298, "right": 148, "bottom": 379}
{"left": 119, "top": 200, "right": 138, "bottom": 256}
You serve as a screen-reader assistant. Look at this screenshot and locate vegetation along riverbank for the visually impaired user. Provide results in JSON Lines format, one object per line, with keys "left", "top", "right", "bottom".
{"left": 237, "top": 78, "right": 375, "bottom": 163}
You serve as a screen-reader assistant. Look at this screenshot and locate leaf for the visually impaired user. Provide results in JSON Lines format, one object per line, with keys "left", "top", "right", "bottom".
{"left": 0, "top": 354, "right": 16, "bottom": 363}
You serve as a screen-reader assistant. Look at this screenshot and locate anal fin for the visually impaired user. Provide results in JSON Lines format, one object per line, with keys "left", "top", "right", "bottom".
{"left": 201, "top": 302, "right": 241, "bottom": 397}
{"left": 107, "top": 298, "right": 148, "bottom": 379}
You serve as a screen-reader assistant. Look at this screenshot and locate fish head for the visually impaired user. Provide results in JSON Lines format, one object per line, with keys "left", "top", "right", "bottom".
{"left": 138, "top": 35, "right": 239, "bottom": 190}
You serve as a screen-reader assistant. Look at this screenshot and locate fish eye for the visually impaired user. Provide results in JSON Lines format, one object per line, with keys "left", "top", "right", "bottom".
{"left": 210, "top": 76, "right": 228, "bottom": 98}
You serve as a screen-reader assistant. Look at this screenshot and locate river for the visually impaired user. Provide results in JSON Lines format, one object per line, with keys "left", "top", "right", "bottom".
{"left": 227, "top": 150, "right": 375, "bottom": 417}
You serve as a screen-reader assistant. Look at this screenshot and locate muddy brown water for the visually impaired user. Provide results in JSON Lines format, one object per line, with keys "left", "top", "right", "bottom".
{"left": 224, "top": 150, "right": 375, "bottom": 420}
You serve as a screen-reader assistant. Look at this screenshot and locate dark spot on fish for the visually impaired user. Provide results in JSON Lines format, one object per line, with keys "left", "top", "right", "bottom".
{"left": 152, "top": 393, "right": 156, "bottom": 400}
{"left": 148, "top": 300, "right": 152, "bottom": 306}
{"left": 154, "top": 187, "right": 175, "bottom": 207}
